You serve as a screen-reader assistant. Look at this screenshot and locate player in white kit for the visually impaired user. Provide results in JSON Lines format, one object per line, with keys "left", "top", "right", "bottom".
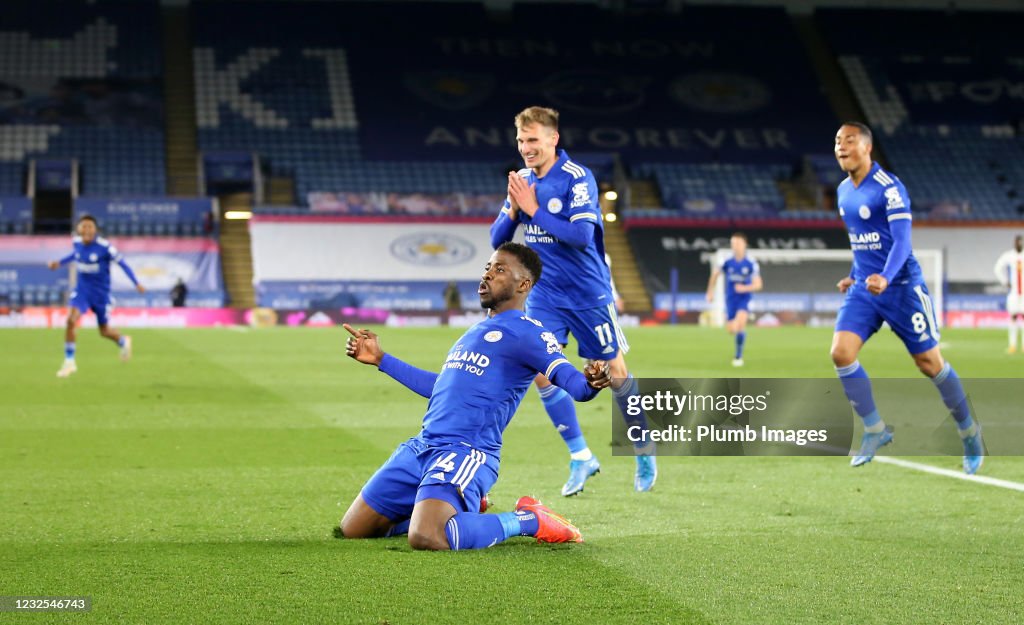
{"left": 993, "top": 235, "right": 1024, "bottom": 354}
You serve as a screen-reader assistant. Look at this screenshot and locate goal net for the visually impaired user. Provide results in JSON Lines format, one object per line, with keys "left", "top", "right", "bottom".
{"left": 707, "top": 248, "right": 945, "bottom": 329}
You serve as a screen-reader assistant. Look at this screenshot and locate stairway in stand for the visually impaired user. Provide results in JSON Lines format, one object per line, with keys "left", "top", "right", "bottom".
{"left": 218, "top": 194, "right": 255, "bottom": 309}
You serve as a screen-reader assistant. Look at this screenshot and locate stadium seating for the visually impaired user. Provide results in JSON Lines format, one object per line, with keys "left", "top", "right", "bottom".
{"left": 0, "top": 0, "right": 166, "bottom": 197}
{"left": 634, "top": 163, "right": 791, "bottom": 215}
{"left": 191, "top": 1, "right": 503, "bottom": 203}
{"left": 191, "top": 1, "right": 835, "bottom": 207}
{"left": 817, "top": 8, "right": 1024, "bottom": 219}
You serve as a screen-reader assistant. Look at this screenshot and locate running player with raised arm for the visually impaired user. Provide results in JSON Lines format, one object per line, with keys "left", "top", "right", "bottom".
{"left": 490, "top": 106, "right": 656, "bottom": 494}
{"left": 831, "top": 122, "right": 984, "bottom": 473}
{"left": 48, "top": 214, "right": 145, "bottom": 377}
{"left": 705, "top": 232, "right": 762, "bottom": 367}
{"left": 339, "top": 242, "right": 611, "bottom": 550}
{"left": 993, "top": 235, "right": 1023, "bottom": 354}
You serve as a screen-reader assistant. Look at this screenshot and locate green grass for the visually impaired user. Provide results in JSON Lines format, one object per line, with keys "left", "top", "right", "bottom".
{"left": 1, "top": 326, "right": 1023, "bottom": 624}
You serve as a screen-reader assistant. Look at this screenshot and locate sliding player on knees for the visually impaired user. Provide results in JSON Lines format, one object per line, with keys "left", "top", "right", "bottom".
{"left": 339, "top": 243, "right": 610, "bottom": 550}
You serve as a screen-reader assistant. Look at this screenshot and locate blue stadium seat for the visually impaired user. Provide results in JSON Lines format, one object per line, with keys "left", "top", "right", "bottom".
{"left": 818, "top": 8, "right": 1024, "bottom": 220}
{"left": 1, "top": 1, "right": 165, "bottom": 197}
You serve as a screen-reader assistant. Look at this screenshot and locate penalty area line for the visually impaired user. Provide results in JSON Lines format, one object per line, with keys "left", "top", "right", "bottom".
{"left": 874, "top": 456, "right": 1024, "bottom": 493}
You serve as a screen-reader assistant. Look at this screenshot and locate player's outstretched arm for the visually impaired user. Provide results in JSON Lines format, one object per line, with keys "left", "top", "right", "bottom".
{"left": 48, "top": 253, "right": 75, "bottom": 270}
{"left": 116, "top": 259, "right": 145, "bottom": 293}
{"left": 343, "top": 323, "right": 438, "bottom": 399}
{"left": 548, "top": 360, "right": 608, "bottom": 402}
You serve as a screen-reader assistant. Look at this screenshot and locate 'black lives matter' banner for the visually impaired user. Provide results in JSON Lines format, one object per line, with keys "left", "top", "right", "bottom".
{"left": 611, "top": 378, "right": 1021, "bottom": 457}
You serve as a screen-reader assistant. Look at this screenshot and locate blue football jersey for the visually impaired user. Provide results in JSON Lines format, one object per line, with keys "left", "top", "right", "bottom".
{"left": 837, "top": 163, "right": 922, "bottom": 284}
{"left": 419, "top": 310, "right": 572, "bottom": 458}
{"left": 721, "top": 256, "right": 759, "bottom": 300}
{"left": 502, "top": 150, "right": 613, "bottom": 309}
{"left": 71, "top": 236, "right": 123, "bottom": 294}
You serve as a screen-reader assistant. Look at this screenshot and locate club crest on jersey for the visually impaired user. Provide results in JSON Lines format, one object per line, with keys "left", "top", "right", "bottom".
{"left": 89, "top": 253, "right": 98, "bottom": 262}
{"left": 858, "top": 205, "right": 871, "bottom": 220}
{"left": 570, "top": 183, "right": 590, "bottom": 209}
{"left": 547, "top": 198, "right": 563, "bottom": 214}
{"left": 484, "top": 330, "right": 502, "bottom": 342}
{"left": 540, "top": 331, "right": 562, "bottom": 354}
{"left": 884, "top": 187, "right": 905, "bottom": 210}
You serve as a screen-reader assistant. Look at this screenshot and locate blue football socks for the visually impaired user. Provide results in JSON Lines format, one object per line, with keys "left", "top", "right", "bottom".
{"left": 539, "top": 385, "right": 591, "bottom": 459}
{"left": 932, "top": 362, "right": 975, "bottom": 433}
{"left": 613, "top": 374, "right": 652, "bottom": 450}
{"left": 444, "top": 511, "right": 538, "bottom": 551}
{"left": 836, "top": 360, "right": 884, "bottom": 431}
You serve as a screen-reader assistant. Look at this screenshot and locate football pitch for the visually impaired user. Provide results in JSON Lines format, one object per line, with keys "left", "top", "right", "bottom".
{"left": 2, "top": 325, "right": 1022, "bottom": 624}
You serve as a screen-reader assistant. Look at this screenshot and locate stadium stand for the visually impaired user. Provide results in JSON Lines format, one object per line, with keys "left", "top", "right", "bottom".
{"left": 72, "top": 197, "right": 217, "bottom": 238}
{"left": 191, "top": 2, "right": 836, "bottom": 209}
{"left": 817, "top": 8, "right": 1024, "bottom": 219}
{"left": 0, "top": 0, "right": 166, "bottom": 197}
{"left": 633, "top": 163, "right": 792, "bottom": 215}
{"left": 191, "top": 1, "right": 502, "bottom": 205}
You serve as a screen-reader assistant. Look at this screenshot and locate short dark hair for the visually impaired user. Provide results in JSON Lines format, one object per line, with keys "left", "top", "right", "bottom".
{"left": 77, "top": 214, "right": 98, "bottom": 226}
{"left": 841, "top": 121, "right": 873, "bottom": 144}
{"left": 731, "top": 231, "right": 747, "bottom": 242}
{"left": 497, "top": 241, "right": 542, "bottom": 285}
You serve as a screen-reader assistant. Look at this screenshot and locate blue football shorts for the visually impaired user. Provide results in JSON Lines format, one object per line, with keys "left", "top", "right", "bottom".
{"left": 725, "top": 294, "right": 752, "bottom": 321}
{"left": 359, "top": 437, "right": 498, "bottom": 522}
{"left": 70, "top": 288, "right": 114, "bottom": 326}
{"left": 526, "top": 300, "right": 629, "bottom": 360}
{"left": 835, "top": 280, "right": 940, "bottom": 354}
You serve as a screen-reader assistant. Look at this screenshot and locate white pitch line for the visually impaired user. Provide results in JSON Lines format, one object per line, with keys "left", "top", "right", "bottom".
{"left": 874, "top": 456, "right": 1024, "bottom": 493}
